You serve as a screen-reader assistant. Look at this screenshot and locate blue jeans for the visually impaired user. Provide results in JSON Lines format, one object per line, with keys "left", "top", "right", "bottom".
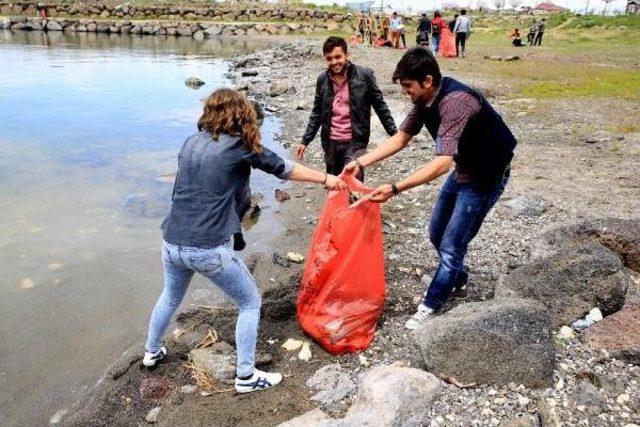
{"left": 432, "top": 34, "right": 441, "bottom": 53}
{"left": 145, "top": 240, "right": 261, "bottom": 378}
{"left": 424, "top": 172, "right": 509, "bottom": 310}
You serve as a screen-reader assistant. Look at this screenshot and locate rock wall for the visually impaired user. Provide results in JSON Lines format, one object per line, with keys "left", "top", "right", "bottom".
{"left": 0, "top": 1, "right": 421, "bottom": 36}
{"left": 0, "top": 15, "right": 355, "bottom": 36}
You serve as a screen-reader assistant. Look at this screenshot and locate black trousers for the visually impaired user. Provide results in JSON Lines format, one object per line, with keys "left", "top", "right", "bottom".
{"left": 534, "top": 32, "right": 544, "bottom": 46}
{"left": 455, "top": 32, "right": 467, "bottom": 56}
{"left": 323, "top": 140, "right": 366, "bottom": 181}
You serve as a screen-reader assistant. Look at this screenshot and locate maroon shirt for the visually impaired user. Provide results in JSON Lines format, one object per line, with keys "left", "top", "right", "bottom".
{"left": 329, "top": 78, "right": 352, "bottom": 142}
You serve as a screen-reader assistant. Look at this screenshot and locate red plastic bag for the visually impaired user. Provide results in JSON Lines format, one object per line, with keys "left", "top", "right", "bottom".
{"left": 297, "top": 175, "right": 386, "bottom": 354}
{"left": 440, "top": 28, "right": 457, "bottom": 58}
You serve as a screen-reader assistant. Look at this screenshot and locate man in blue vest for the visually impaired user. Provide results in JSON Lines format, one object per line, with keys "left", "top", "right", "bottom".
{"left": 343, "top": 47, "right": 516, "bottom": 330}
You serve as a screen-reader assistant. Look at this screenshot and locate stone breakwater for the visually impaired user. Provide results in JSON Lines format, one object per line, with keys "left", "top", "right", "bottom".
{"left": 0, "top": 1, "right": 420, "bottom": 37}
{"left": 0, "top": 15, "right": 357, "bottom": 36}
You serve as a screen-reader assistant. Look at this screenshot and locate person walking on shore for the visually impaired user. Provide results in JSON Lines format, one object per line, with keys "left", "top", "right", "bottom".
{"left": 533, "top": 18, "right": 546, "bottom": 46}
{"left": 431, "top": 11, "right": 446, "bottom": 54}
{"left": 295, "top": 37, "right": 397, "bottom": 181}
{"left": 416, "top": 13, "right": 431, "bottom": 47}
{"left": 143, "top": 89, "right": 346, "bottom": 393}
{"left": 343, "top": 48, "right": 516, "bottom": 329}
{"left": 453, "top": 9, "right": 471, "bottom": 57}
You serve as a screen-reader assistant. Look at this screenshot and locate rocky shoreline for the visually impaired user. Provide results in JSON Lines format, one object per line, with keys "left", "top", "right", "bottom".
{"left": 54, "top": 39, "right": 640, "bottom": 427}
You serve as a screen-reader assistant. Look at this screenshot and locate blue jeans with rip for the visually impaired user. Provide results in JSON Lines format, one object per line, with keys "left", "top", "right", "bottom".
{"left": 145, "top": 239, "right": 261, "bottom": 378}
{"left": 424, "top": 172, "right": 509, "bottom": 311}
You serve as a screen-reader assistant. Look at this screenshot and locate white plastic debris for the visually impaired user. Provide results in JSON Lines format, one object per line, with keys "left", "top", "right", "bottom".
{"left": 282, "top": 338, "right": 304, "bottom": 351}
{"left": 286, "top": 252, "right": 305, "bottom": 263}
{"left": 298, "top": 342, "right": 312, "bottom": 361}
{"left": 557, "top": 326, "right": 576, "bottom": 340}
{"left": 358, "top": 354, "right": 370, "bottom": 366}
{"left": 571, "top": 307, "right": 604, "bottom": 331}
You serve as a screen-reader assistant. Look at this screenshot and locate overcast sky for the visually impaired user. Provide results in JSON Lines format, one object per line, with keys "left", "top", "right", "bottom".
{"left": 310, "top": 0, "right": 629, "bottom": 14}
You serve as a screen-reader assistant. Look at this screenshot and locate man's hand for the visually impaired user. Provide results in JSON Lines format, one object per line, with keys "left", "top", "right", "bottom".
{"left": 342, "top": 160, "right": 361, "bottom": 176}
{"left": 294, "top": 144, "right": 307, "bottom": 160}
{"left": 370, "top": 184, "right": 394, "bottom": 203}
{"left": 325, "top": 174, "right": 347, "bottom": 191}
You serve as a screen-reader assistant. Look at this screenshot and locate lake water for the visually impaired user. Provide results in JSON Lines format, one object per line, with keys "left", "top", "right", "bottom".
{"left": 0, "top": 30, "right": 284, "bottom": 426}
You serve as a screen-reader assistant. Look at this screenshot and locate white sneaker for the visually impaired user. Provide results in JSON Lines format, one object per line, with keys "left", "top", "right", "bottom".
{"left": 142, "top": 346, "right": 167, "bottom": 368}
{"left": 235, "top": 369, "right": 283, "bottom": 394}
{"left": 405, "top": 303, "right": 436, "bottom": 330}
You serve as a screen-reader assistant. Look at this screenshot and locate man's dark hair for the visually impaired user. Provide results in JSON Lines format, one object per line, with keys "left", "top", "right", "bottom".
{"left": 392, "top": 47, "right": 442, "bottom": 86}
{"left": 421, "top": 13, "right": 426, "bottom": 17}
{"left": 461, "top": 9, "right": 467, "bottom": 15}
{"left": 322, "top": 36, "right": 348, "bottom": 55}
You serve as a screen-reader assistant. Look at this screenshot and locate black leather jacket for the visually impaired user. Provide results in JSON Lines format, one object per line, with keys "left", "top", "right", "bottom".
{"left": 301, "top": 63, "right": 397, "bottom": 148}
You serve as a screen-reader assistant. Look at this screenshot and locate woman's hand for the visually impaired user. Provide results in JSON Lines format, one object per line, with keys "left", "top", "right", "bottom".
{"left": 324, "top": 174, "right": 347, "bottom": 191}
{"left": 342, "top": 160, "right": 361, "bottom": 176}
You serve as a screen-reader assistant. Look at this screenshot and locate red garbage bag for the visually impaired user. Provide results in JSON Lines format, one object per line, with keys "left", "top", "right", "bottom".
{"left": 440, "top": 28, "right": 457, "bottom": 58}
{"left": 297, "top": 174, "right": 386, "bottom": 354}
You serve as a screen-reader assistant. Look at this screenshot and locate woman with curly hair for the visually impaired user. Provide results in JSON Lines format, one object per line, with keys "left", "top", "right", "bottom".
{"left": 143, "top": 88, "right": 346, "bottom": 393}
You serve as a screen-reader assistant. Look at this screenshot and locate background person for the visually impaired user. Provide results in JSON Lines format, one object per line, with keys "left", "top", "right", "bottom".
{"left": 143, "top": 89, "right": 346, "bottom": 394}
{"left": 453, "top": 9, "right": 471, "bottom": 58}
{"left": 416, "top": 13, "right": 431, "bottom": 46}
{"left": 510, "top": 28, "right": 523, "bottom": 47}
{"left": 431, "top": 11, "right": 446, "bottom": 54}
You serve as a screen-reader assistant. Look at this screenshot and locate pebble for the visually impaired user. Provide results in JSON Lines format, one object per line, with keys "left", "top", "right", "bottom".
{"left": 145, "top": 407, "right": 161, "bottom": 424}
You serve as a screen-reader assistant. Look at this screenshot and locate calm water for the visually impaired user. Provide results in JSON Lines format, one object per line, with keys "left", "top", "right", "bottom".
{"left": 0, "top": 30, "right": 285, "bottom": 426}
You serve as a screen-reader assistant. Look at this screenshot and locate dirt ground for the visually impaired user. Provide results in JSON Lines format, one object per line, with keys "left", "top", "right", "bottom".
{"left": 59, "top": 34, "right": 640, "bottom": 427}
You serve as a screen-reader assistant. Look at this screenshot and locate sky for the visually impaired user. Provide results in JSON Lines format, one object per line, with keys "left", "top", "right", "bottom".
{"left": 309, "top": 0, "right": 629, "bottom": 14}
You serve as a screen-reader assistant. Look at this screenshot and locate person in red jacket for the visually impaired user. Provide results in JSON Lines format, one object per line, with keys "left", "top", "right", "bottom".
{"left": 431, "top": 11, "right": 447, "bottom": 54}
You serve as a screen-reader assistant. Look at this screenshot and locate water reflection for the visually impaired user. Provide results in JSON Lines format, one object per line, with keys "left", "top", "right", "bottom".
{"left": 0, "top": 30, "right": 284, "bottom": 427}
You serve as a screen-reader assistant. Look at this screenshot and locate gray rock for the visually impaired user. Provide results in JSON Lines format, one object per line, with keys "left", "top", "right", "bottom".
{"left": 595, "top": 372, "right": 626, "bottom": 398}
{"left": 204, "top": 25, "right": 222, "bottom": 36}
{"left": 189, "top": 343, "right": 237, "bottom": 384}
{"left": 185, "top": 77, "right": 205, "bottom": 89}
{"left": 573, "top": 380, "right": 607, "bottom": 411}
{"left": 503, "top": 195, "right": 550, "bottom": 217}
{"left": 278, "top": 408, "right": 329, "bottom": 427}
{"left": 270, "top": 81, "right": 292, "bottom": 97}
{"left": 145, "top": 406, "right": 161, "bottom": 424}
{"left": 306, "top": 364, "right": 356, "bottom": 414}
{"left": 242, "top": 69, "right": 259, "bottom": 77}
{"left": 496, "top": 242, "right": 630, "bottom": 327}
{"left": 335, "top": 364, "right": 442, "bottom": 426}
{"left": 412, "top": 298, "right": 555, "bottom": 388}
{"left": 192, "top": 30, "right": 205, "bottom": 40}
{"left": 531, "top": 218, "right": 640, "bottom": 272}
{"left": 499, "top": 415, "right": 540, "bottom": 427}
{"left": 177, "top": 27, "right": 193, "bottom": 37}
{"left": 46, "top": 20, "right": 63, "bottom": 31}
{"left": 189, "top": 343, "right": 273, "bottom": 385}
{"left": 180, "top": 384, "right": 198, "bottom": 394}
{"left": 536, "top": 398, "right": 560, "bottom": 427}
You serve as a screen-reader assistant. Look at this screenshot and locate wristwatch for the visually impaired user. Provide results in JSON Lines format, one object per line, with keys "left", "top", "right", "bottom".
{"left": 391, "top": 183, "right": 400, "bottom": 195}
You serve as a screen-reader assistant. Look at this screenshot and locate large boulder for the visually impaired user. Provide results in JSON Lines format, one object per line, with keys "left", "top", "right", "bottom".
{"left": 582, "top": 303, "right": 640, "bottom": 364}
{"left": 495, "top": 242, "right": 630, "bottom": 327}
{"left": 335, "top": 364, "right": 441, "bottom": 426}
{"left": 531, "top": 218, "right": 640, "bottom": 272}
{"left": 412, "top": 298, "right": 555, "bottom": 388}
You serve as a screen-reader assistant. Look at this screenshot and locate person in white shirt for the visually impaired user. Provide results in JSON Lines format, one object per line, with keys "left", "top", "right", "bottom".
{"left": 452, "top": 9, "right": 471, "bottom": 58}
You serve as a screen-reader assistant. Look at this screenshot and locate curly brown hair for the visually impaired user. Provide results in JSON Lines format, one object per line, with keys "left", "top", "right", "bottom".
{"left": 197, "top": 88, "right": 262, "bottom": 153}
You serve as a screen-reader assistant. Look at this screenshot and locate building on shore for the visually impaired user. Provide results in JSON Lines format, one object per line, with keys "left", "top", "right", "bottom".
{"left": 627, "top": 0, "right": 640, "bottom": 14}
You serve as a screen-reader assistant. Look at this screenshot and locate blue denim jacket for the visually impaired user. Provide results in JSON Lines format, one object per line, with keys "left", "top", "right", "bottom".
{"left": 161, "top": 131, "right": 293, "bottom": 248}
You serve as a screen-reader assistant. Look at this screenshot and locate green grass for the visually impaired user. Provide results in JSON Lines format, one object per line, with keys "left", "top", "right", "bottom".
{"left": 520, "top": 69, "right": 640, "bottom": 100}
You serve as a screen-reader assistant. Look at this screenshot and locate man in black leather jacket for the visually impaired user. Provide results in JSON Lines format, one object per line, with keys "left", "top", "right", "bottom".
{"left": 295, "top": 37, "right": 397, "bottom": 181}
